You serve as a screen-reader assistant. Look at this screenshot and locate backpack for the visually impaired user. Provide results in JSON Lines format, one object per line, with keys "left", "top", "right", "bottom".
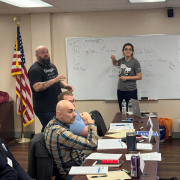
{"left": 0, "top": 91, "right": 9, "bottom": 104}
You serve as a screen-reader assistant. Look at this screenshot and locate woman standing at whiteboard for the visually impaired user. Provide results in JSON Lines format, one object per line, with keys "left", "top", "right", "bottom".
{"left": 111, "top": 43, "right": 142, "bottom": 112}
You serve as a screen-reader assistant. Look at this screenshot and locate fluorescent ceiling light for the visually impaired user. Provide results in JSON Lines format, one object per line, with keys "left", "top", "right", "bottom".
{"left": 129, "top": 0, "right": 166, "bottom": 3}
{"left": 0, "top": 0, "right": 52, "bottom": 7}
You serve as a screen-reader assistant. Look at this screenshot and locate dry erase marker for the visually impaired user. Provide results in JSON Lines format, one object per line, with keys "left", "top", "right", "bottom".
{"left": 139, "top": 126, "right": 143, "bottom": 130}
{"left": 138, "top": 139, "right": 146, "bottom": 143}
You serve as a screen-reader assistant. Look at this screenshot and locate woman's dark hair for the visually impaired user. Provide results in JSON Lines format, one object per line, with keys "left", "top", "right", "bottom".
{"left": 122, "top": 43, "right": 134, "bottom": 57}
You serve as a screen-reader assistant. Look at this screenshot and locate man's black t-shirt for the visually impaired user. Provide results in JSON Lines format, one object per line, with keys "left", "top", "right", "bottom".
{"left": 28, "top": 62, "right": 62, "bottom": 112}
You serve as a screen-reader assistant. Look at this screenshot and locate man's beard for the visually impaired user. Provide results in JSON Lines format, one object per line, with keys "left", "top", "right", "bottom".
{"left": 38, "top": 56, "right": 50, "bottom": 66}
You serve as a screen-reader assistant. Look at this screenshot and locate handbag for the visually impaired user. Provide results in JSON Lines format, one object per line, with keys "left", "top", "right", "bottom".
{"left": 0, "top": 91, "right": 9, "bottom": 104}
{"left": 158, "top": 117, "right": 173, "bottom": 140}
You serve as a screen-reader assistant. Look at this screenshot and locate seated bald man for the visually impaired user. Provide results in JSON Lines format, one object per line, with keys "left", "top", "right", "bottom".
{"left": 58, "top": 91, "right": 88, "bottom": 137}
{"left": 44, "top": 100, "right": 98, "bottom": 180}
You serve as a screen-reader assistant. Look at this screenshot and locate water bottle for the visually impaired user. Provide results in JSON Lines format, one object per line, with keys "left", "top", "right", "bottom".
{"left": 128, "top": 99, "right": 132, "bottom": 113}
{"left": 122, "top": 100, "right": 126, "bottom": 114}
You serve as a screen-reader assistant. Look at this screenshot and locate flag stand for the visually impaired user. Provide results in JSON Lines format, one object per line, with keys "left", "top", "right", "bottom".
{"left": 14, "top": 17, "right": 30, "bottom": 143}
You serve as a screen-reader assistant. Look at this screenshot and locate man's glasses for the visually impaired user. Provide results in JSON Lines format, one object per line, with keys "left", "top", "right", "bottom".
{"left": 124, "top": 48, "right": 132, "bottom": 51}
{"left": 69, "top": 100, "right": 75, "bottom": 103}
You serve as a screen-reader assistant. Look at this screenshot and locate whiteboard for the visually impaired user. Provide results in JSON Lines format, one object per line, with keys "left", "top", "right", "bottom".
{"left": 66, "top": 35, "right": 180, "bottom": 100}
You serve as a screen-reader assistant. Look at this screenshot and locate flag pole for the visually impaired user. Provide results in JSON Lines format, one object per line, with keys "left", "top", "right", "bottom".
{"left": 16, "top": 74, "right": 30, "bottom": 143}
{"left": 14, "top": 17, "right": 30, "bottom": 143}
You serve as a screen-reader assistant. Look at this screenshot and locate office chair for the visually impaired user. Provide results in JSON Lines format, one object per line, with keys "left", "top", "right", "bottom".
{"left": 27, "top": 132, "right": 65, "bottom": 180}
{"left": 89, "top": 110, "right": 107, "bottom": 136}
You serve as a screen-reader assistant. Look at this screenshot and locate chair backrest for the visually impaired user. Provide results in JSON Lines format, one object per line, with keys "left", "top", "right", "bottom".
{"left": 28, "top": 132, "right": 54, "bottom": 180}
{"left": 89, "top": 110, "right": 107, "bottom": 136}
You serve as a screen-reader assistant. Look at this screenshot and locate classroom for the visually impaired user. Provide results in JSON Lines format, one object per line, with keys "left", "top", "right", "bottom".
{"left": 0, "top": 0, "right": 180, "bottom": 179}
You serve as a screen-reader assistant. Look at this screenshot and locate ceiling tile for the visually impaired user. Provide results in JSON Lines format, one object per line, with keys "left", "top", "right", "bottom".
{"left": 86, "top": 0, "right": 129, "bottom": 5}
{"left": 0, "top": 1, "right": 19, "bottom": 8}
{"left": 94, "top": 3, "right": 131, "bottom": 10}
{"left": 130, "top": 2, "right": 166, "bottom": 9}
{"left": 166, "top": 0, "right": 180, "bottom": 7}
{"left": 43, "top": 0, "right": 89, "bottom": 6}
{"left": 25, "top": 7, "right": 63, "bottom": 13}
{"left": 62, "top": 5, "right": 97, "bottom": 12}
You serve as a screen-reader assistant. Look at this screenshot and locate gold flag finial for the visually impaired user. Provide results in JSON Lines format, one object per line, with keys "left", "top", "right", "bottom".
{"left": 14, "top": 16, "right": 21, "bottom": 25}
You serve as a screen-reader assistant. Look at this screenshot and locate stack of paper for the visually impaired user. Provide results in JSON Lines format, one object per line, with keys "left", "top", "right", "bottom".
{"left": 136, "top": 143, "right": 153, "bottom": 150}
{"left": 69, "top": 166, "right": 108, "bottom": 175}
{"left": 97, "top": 139, "right": 127, "bottom": 150}
{"left": 110, "top": 123, "right": 134, "bottom": 130}
{"left": 86, "top": 171, "right": 131, "bottom": 180}
{"left": 125, "top": 152, "right": 161, "bottom": 161}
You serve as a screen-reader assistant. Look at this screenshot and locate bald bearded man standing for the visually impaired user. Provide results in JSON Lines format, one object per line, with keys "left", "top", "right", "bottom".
{"left": 28, "top": 46, "right": 74, "bottom": 132}
{"left": 44, "top": 100, "right": 98, "bottom": 180}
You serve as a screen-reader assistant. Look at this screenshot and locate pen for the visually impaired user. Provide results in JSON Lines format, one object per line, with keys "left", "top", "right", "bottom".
{"left": 118, "top": 139, "right": 123, "bottom": 147}
{"left": 116, "top": 125, "right": 125, "bottom": 126}
{"left": 122, "top": 169, "right": 130, "bottom": 174}
{"left": 92, "top": 161, "right": 97, "bottom": 166}
{"left": 138, "top": 139, "right": 146, "bottom": 143}
{"left": 139, "top": 126, "right": 143, "bottom": 130}
{"left": 135, "top": 121, "right": 144, "bottom": 123}
{"left": 90, "top": 175, "right": 107, "bottom": 178}
{"left": 122, "top": 120, "right": 131, "bottom": 122}
{"left": 97, "top": 167, "right": 100, "bottom": 173}
{"left": 141, "top": 135, "right": 148, "bottom": 139}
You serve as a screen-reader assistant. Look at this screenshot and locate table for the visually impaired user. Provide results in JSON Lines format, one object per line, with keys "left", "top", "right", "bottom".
{"left": 72, "top": 112, "right": 159, "bottom": 180}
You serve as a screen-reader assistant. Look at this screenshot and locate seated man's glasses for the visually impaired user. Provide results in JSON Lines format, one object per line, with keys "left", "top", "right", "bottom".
{"left": 69, "top": 100, "right": 75, "bottom": 103}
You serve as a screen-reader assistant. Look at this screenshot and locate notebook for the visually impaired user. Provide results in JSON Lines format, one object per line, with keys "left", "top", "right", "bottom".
{"left": 131, "top": 99, "right": 157, "bottom": 118}
{"left": 92, "top": 160, "right": 124, "bottom": 167}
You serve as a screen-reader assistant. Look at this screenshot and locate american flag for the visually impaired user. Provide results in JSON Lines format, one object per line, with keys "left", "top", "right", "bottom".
{"left": 11, "top": 24, "right": 34, "bottom": 127}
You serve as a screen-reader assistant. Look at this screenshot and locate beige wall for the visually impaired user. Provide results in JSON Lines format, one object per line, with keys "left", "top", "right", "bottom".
{"left": 0, "top": 14, "right": 34, "bottom": 133}
{"left": 1, "top": 8, "right": 180, "bottom": 135}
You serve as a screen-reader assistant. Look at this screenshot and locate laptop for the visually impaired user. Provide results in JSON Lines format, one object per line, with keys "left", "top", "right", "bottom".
{"left": 131, "top": 99, "right": 157, "bottom": 118}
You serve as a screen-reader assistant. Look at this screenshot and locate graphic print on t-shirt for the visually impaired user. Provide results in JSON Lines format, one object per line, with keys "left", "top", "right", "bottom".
{"left": 119, "top": 64, "right": 131, "bottom": 76}
{"left": 44, "top": 68, "right": 57, "bottom": 80}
